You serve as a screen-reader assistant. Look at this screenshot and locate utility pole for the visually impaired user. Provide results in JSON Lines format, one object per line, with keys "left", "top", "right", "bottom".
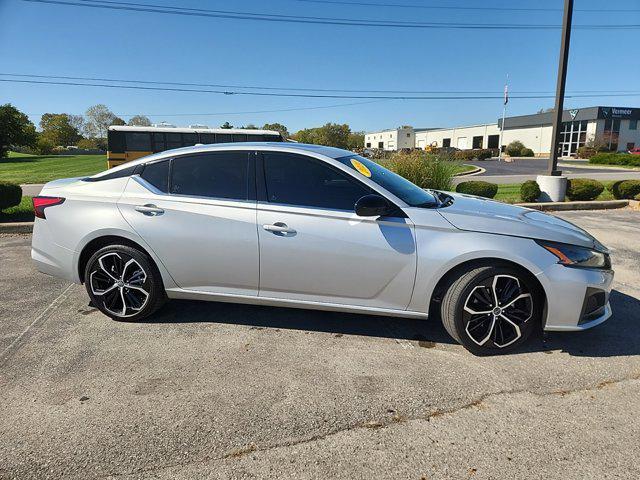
{"left": 548, "top": 0, "right": 574, "bottom": 176}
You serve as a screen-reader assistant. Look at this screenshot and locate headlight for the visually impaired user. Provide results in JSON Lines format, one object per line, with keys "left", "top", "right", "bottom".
{"left": 536, "top": 240, "right": 611, "bottom": 269}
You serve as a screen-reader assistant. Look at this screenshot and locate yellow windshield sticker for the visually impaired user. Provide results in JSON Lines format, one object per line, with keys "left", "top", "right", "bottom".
{"left": 350, "top": 159, "right": 372, "bottom": 178}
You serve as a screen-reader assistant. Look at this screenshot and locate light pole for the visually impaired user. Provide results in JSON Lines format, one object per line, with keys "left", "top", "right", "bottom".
{"left": 537, "top": 0, "right": 573, "bottom": 201}
{"left": 548, "top": 0, "right": 574, "bottom": 176}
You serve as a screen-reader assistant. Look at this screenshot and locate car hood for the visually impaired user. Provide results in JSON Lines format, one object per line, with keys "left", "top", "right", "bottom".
{"left": 436, "top": 192, "right": 598, "bottom": 249}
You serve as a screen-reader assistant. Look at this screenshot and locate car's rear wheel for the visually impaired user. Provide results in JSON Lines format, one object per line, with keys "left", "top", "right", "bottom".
{"left": 440, "top": 265, "right": 541, "bottom": 355}
{"left": 84, "top": 245, "right": 166, "bottom": 321}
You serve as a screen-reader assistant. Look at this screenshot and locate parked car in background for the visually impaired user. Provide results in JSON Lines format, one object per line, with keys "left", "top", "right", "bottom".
{"left": 31, "top": 143, "right": 613, "bottom": 355}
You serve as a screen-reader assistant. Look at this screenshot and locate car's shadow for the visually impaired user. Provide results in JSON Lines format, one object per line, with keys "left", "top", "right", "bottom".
{"left": 146, "top": 298, "right": 456, "bottom": 346}
{"left": 144, "top": 289, "right": 640, "bottom": 357}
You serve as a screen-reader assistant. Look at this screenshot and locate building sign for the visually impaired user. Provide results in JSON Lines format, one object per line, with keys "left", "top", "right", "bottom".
{"left": 598, "top": 107, "right": 640, "bottom": 120}
{"left": 569, "top": 109, "right": 579, "bottom": 119}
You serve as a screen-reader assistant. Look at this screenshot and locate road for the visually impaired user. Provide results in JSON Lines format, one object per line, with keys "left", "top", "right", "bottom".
{"left": 1, "top": 209, "right": 639, "bottom": 479}
{"left": 453, "top": 158, "right": 640, "bottom": 184}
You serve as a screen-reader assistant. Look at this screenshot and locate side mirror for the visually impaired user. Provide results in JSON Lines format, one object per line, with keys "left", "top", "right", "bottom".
{"left": 355, "top": 194, "right": 391, "bottom": 217}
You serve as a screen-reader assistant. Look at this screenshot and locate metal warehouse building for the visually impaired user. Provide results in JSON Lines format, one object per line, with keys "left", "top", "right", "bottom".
{"left": 365, "top": 106, "right": 640, "bottom": 157}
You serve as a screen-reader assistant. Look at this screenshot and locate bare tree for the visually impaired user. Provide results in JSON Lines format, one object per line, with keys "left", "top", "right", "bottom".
{"left": 127, "top": 115, "right": 152, "bottom": 126}
{"left": 85, "top": 104, "right": 117, "bottom": 139}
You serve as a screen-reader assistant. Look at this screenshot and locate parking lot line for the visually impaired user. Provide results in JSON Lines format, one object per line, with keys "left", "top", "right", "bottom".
{"left": 0, "top": 283, "right": 74, "bottom": 365}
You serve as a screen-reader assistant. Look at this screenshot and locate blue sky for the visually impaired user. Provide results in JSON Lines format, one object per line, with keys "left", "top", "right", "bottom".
{"left": 1, "top": 0, "right": 639, "bottom": 133}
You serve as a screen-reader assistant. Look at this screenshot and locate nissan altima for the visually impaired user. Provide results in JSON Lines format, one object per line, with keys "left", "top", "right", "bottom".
{"left": 31, "top": 143, "right": 613, "bottom": 355}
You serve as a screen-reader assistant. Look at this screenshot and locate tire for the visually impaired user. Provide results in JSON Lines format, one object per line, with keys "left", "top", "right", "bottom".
{"left": 84, "top": 244, "right": 167, "bottom": 322}
{"left": 440, "top": 265, "right": 541, "bottom": 355}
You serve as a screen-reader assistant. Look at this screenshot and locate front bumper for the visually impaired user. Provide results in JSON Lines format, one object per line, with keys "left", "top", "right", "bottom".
{"left": 538, "top": 263, "right": 614, "bottom": 332}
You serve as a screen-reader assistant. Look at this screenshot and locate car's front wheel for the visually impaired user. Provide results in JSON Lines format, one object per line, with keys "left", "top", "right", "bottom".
{"left": 440, "top": 265, "right": 541, "bottom": 355}
{"left": 84, "top": 245, "right": 166, "bottom": 321}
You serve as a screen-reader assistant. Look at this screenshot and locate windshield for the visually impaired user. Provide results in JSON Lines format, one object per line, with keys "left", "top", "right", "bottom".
{"left": 336, "top": 154, "right": 438, "bottom": 207}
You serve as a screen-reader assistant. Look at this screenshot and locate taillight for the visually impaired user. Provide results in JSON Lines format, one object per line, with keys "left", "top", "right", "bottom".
{"left": 32, "top": 196, "right": 65, "bottom": 219}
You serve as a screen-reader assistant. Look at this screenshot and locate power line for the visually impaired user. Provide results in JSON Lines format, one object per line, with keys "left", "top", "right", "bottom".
{"left": 4, "top": 77, "right": 640, "bottom": 100}
{"left": 291, "top": 0, "right": 640, "bottom": 13}
{"left": 3, "top": 73, "right": 639, "bottom": 96}
{"left": 27, "top": 100, "right": 391, "bottom": 118}
{"left": 21, "top": 0, "right": 640, "bottom": 29}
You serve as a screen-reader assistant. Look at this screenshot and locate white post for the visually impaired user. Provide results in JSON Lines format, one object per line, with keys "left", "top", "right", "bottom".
{"left": 498, "top": 75, "right": 509, "bottom": 162}
{"left": 498, "top": 103, "right": 507, "bottom": 161}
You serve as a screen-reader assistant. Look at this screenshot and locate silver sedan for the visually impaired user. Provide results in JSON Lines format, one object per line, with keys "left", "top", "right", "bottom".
{"left": 31, "top": 143, "right": 613, "bottom": 355}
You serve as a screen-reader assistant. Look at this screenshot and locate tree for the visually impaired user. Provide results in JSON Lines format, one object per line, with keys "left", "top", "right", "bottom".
{"left": 112, "top": 117, "right": 126, "bottom": 126}
{"left": 220, "top": 121, "right": 234, "bottom": 129}
{"left": 68, "top": 114, "right": 86, "bottom": 137}
{"left": 77, "top": 138, "right": 100, "bottom": 150}
{"left": 506, "top": 140, "right": 526, "bottom": 157}
{"left": 40, "top": 113, "right": 81, "bottom": 146}
{"left": 36, "top": 135, "right": 55, "bottom": 155}
{"left": 85, "top": 104, "right": 118, "bottom": 139}
{"left": 348, "top": 131, "right": 365, "bottom": 151}
{"left": 127, "top": 115, "right": 152, "bottom": 126}
{"left": 262, "top": 122, "right": 289, "bottom": 139}
{"left": 292, "top": 123, "right": 352, "bottom": 149}
{"left": 0, "top": 104, "right": 37, "bottom": 157}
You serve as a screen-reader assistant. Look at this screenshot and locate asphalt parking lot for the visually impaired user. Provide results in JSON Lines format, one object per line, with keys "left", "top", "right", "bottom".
{"left": 1, "top": 209, "right": 639, "bottom": 479}
{"left": 456, "top": 158, "right": 640, "bottom": 185}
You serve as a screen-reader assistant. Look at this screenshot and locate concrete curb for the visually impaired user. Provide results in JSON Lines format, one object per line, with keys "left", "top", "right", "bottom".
{"left": 516, "top": 200, "right": 632, "bottom": 211}
{"left": 0, "top": 222, "right": 34, "bottom": 234}
{"left": 454, "top": 165, "right": 485, "bottom": 177}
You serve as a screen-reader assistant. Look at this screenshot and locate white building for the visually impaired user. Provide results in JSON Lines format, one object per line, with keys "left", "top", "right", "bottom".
{"left": 364, "top": 126, "right": 416, "bottom": 151}
{"left": 366, "top": 106, "right": 640, "bottom": 157}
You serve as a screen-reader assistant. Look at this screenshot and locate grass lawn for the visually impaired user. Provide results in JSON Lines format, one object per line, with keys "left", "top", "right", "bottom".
{"left": 454, "top": 164, "right": 478, "bottom": 175}
{"left": 494, "top": 183, "right": 615, "bottom": 204}
{"left": 1, "top": 152, "right": 106, "bottom": 184}
{"left": 0, "top": 196, "right": 34, "bottom": 222}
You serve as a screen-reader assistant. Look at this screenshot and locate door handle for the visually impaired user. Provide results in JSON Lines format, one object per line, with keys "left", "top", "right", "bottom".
{"left": 263, "top": 222, "right": 296, "bottom": 235}
{"left": 135, "top": 204, "right": 165, "bottom": 216}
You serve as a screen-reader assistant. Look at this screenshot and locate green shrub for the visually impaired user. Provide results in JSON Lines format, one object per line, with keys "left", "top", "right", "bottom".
{"left": 590, "top": 153, "right": 640, "bottom": 167}
{"left": 36, "top": 136, "right": 55, "bottom": 155}
{"left": 77, "top": 138, "right": 99, "bottom": 150}
{"left": 0, "top": 183, "right": 22, "bottom": 211}
{"left": 606, "top": 180, "right": 623, "bottom": 199}
{"left": 577, "top": 145, "right": 598, "bottom": 159}
{"left": 520, "top": 180, "right": 541, "bottom": 202}
{"left": 520, "top": 147, "right": 534, "bottom": 157}
{"left": 455, "top": 181, "right": 498, "bottom": 199}
{"left": 635, "top": 193, "right": 640, "bottom": 201}
{"left": 506, "top": 140, "right": 525, "bottom": 157}
{"left": 566, "top": 178, "right": 604, "bottom": 201}
{"left": 617, "top": 180, "right": 640, "bottom": 200}
{"left": 382, "top": 150, "right": 458, "bottom": 191}
{"left": 453, "top": 149, "right": 497, "bottom": 161}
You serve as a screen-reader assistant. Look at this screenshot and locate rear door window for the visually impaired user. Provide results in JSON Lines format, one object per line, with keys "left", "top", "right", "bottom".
{"left": 170, "top": 152, "right": 249, "bottom": 200}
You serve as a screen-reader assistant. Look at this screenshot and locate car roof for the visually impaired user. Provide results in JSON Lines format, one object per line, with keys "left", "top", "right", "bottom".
{"left": 91, "top": 143, "right": 356, "bottom": 178}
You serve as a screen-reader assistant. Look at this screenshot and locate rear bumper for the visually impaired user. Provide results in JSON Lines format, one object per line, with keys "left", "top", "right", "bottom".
{"left": 31, "top": 218, "right": 79, "bottom": 283}
{"left": 540, "top": 263, "right": 614, "bottom": 332}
